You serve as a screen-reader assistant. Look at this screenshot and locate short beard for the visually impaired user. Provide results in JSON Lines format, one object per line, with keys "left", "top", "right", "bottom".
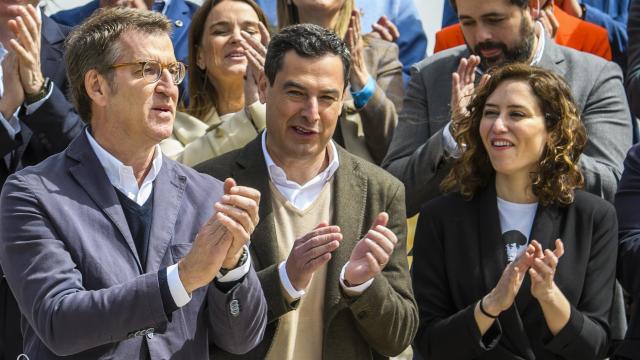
{"left": 468, "top": 17, "right": 535, "bottom": 71}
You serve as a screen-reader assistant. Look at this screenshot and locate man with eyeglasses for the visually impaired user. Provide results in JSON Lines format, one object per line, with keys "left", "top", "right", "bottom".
{"left": 0, "top": 7, "right": 267, "bottom": 359}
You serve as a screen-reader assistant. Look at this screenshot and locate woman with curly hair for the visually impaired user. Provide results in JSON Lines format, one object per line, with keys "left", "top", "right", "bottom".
{"left": 412, "top": 64, "right": 618, "bottom": 360}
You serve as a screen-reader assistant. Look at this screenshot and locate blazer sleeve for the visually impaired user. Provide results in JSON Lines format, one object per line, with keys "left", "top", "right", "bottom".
{"left": 577, "top": 60, "right": 631, "bottom": 202}
{"left": 626, "top": 0, "right": 640, "bottom": 118}
{"left": 544, "top": 200, "right": 618, "bottom": 359}
{"left": 0, "top": 173, "right": 169, "bottom": 356}
{"left": 358, "top": 39, "right": 404, "bottom": 164}
{"left": 206, "top": 266, "right": 268, "bottom": 354}
{"left": 343, "top": 181, "right": 419, "bottom": 356}
{"left": 22, "top": 81, "right": 84, "bottom": 155}
{"left": 412, "top": 201, "right": 502, "bottom": 360}
{"left": 615, "top": 144, "right": 640, "bottom": 295}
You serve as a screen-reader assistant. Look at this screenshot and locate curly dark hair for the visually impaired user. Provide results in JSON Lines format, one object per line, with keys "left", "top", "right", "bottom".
{"left": 441, "top": 63, "right": 587, "bottom": 206}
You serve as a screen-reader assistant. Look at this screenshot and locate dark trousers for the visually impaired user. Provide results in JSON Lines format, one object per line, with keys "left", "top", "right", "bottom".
{"left": 0, "top": 278, "right": 22, "bottom": 360}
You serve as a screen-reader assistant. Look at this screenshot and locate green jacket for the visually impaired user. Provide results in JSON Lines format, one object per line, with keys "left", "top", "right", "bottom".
{"left": 196, "top": 135, "right": 418, "bottom": 359}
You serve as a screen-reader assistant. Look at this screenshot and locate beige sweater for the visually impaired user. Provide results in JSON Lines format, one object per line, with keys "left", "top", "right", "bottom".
{"left": 266, "top": 181, "right": 334, "bottom": 360}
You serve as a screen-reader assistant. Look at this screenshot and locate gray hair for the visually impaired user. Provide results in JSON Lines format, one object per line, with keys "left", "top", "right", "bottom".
{"left": 64, "top": 7, "right": 172, "bottom": 122}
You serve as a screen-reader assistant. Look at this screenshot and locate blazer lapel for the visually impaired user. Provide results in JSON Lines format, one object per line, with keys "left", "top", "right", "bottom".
{"left": 145, "top": 160, "right": 187, "bottom": 272}
{"left": 325, "top": 148, "right": 367, "bottom": 316}
{"left": 232, "top": 137, "right": 278, "bottom": 270}
{"left": 67, "top": 132, "right": 143, "bottom": 273}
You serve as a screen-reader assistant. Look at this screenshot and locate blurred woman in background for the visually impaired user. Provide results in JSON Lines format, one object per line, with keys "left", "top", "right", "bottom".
{"left": 161, "top": 0, "right": 270, "bottom": 166}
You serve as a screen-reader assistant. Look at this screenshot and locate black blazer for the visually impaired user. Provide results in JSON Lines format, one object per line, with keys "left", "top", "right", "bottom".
{"left": 412, "top": 185, "right": 617, "bottom": 360}
{"left": 0, "top": 15, "right": 83, "bottom": 186}
{"left": 615, "top": 143, "right": 640, "bottom": 359}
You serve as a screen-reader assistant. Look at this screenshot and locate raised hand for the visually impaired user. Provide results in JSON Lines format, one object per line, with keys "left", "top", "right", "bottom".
{"left": 529, "top": 239, "right": 565, "bottom": 302}
{"left": 344, "top": 212, "right": 398, "bottom": 286}
{"left": 8, "top": 4, "right": 44, "bottom": 97}
{"left": 371, "top": 15, "right": 400, "bottom": 42}
{"left": 482, "top": 244, "right": 536, "bottom": 317}
{"left": 450, "top": 56, "right": 490, "bottom": 135}
{"left": 0, "top": 52, "right": 25, "bottom": 119}
{"left": 345, "top": 10, "right": 371, "bottom": 91}
{"left": 285, "top": 223, "right": 342, "bottom": 291}
{"left": 241, "top": 22, "right": 270, "bottom": 106}
{"left": 214, "top": 178, "right": 261, "bottom": 269}
{"left": 537, "top": 4, "right": 559, "bottom": 39}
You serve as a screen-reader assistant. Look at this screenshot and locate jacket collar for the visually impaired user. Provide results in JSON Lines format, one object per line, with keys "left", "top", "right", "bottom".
{"left": 66, "top": 129, "right": 188, "bottom": 273}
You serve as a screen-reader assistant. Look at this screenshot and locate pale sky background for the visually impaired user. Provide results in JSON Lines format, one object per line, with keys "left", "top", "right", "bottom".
{"left": 42, "top": 0, "right": 445, "bottom": 55}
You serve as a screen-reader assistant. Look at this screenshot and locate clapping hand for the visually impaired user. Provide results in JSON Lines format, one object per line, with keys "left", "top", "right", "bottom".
{"left": 529, "top": 239, "right": 565, "bottom": 302}
{"left": 371, "top": 15, "right": 400, "bottom": 42}
{"left": 7, "top": 4, "right": 44, "bottom": 97}
{"left": 241, "top": 22, "right": 270, "bottom": 106}
{"left": 344, "top": 212, "right": 398, "bottom": 286}
{"left": 345, "top": 10, "right": 371, "bottom": 91}
{"left": 0, "top": 53, "right": 24, "bottom": 119}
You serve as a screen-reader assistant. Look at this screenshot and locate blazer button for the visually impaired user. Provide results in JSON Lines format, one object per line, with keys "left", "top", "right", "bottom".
{"left": 175, "top": 20, "right": 183, "bottom": 27}
{"left": 229, "top": 299, "right": 240, "bottom": 317}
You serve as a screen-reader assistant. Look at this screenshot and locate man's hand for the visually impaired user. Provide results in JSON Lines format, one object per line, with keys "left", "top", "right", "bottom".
{"left": 371, "top": 15, "right": 400, "bottom": 42}
{"left": 556, "top": 0, "right": 583, "bottom": 18}
{"left": 178, "top": 213, "right": 234, "bottom": 294}
{"left": 450, "top": 56, "right": 490, "bottom": 133}
{"left": 8, "top": 4, "right": 44, "bottom": 96}
{"left": 344, "top": 212, "right": 398, "bottom": 286}
{"left": 0, "top": 53, "right": 25, "bottom": 119}
{"left": 285, "top": 223, "right": 342, "bottom": 291}
{"left": 214, "top": 178, "right": 260, "bottom": 269}
{"left": 538, "top": 6, "right": 560, "bottom": 39}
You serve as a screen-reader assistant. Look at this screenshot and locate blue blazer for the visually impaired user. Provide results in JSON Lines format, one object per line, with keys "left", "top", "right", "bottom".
{"left": 0, "top": 131, "right": 267, "bottom": 359}
{"left": 51, "top": 0, "right": 198, "bottom": 64}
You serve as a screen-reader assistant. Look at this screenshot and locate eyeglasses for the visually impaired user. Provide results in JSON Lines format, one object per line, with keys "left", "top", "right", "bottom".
{"left": 110, "top": 60, "right": 187, "bottom": 85}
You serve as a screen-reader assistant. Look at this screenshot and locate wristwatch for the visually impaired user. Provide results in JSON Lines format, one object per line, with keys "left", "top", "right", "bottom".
{"left": 25, "top": 77, "right": 51, "bottom": 105}
{"left": 219, "top": 247, "right": 249, "bottom": 276}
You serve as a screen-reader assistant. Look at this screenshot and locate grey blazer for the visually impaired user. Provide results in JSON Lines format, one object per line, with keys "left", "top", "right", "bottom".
{"left": 0, "top": 132, "right": 267, "bottom": 359}
{"left": 383, "top": 41, "right": 632, "bottom": 216}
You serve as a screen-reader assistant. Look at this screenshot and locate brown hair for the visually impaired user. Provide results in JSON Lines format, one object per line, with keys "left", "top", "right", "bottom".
{"left": 65, "top": 7, "right": 172, "bottom": 122}
{"left": 441, "top": 63, "right": 587, "bottom": 206}
{"left": 186, "top": 0, "right": 269, "bottom": 119}
{"left": 277, "top": 0, "right": 354, "bottom": 38}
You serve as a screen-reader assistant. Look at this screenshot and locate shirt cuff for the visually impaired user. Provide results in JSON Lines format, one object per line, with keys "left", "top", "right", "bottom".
{"left": 442, "top": 121, "right": 463, "bottom": 158}
{"left": 350, "top": 76, "right": 376, "bottom": 109}
{"left": 278, "top": 261, "right": 305, "bottom": 300}
{"left": 24, "top": 80, "right": 54, "bottom": 115}
{"left": 167, "top": 263, "right": 192, "bottom": 308}
{"left": 0, "top": 109, "right": 21, "bottom": 140}
{"left": 216, "top": 245, "right": 251, "bottom": 282}
{"left": 339, "top": 262, "right": 374, "bottom": 296}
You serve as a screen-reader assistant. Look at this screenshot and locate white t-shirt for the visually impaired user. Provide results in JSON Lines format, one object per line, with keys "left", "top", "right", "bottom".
{"left": 497, "top": 197, "right": 538, "bottom": 262}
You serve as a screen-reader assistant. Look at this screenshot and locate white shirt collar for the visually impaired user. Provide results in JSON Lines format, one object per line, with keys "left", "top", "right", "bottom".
{"left": 85, "top": 128, "right": 163, "bottom": 206}
{"left": 261, "top": 130, "right": 340, "bottom": 210}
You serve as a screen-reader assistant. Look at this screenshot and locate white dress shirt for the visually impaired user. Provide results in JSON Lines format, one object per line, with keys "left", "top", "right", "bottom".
{"left": 86, "top": 130, "right": 250, "bottom": 308}
{"left": 261, "top": 131, "right": 374, "bottom": 299}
